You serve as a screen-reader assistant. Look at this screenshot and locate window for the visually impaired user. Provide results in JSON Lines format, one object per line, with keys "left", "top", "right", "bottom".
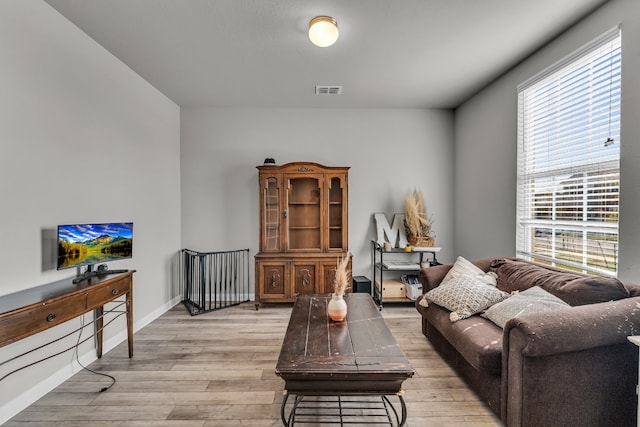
{"left": 516, "top": 26, "right": 621, "bottom": 276}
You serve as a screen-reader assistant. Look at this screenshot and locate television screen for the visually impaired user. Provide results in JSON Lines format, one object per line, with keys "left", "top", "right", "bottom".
{"left": 57, "top": 222, "right": 133, "bottom": 270}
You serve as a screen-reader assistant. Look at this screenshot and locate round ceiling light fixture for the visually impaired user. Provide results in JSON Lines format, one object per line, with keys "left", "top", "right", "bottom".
{"left": 308, "top": 16, "right": 339, "bottom": 47}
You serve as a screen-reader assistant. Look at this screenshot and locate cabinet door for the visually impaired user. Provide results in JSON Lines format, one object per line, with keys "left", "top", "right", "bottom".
{"left": 326, "top": 174, "right": 348, "bottom": 251}
{"left": 321, "top": 258, "right": 352, "bottom": 295}
{"left": 320, "top": 262, "right": 337, "bottom": 295}
{"left": 259, "top": 175, "right": 282, "bottom": 252}
{"left": 285, "top": 174, "right": 322, "bottom": 252}
{"left": 258, "top": 262, "right": 287, "bottom": 299}
{"left": 293, "top": 263, "right": 316, "bottom": 296}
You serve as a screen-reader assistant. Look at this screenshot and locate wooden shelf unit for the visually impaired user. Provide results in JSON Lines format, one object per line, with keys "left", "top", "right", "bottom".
{"left": 255, "top": 162, "right": 349, "bottom": 308}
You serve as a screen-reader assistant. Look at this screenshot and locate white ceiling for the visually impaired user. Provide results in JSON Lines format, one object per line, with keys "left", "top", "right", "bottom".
{"left": 44, "top": 0, "right": 609, "bottom": 109}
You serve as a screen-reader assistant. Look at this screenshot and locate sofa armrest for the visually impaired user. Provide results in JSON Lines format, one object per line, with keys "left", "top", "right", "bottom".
{"left": 504, "top": 297, "right": 640, "bottom": 356}
{"left": 419, "top": 264, "right": 452, "bottom": 293}
{"left": 502, "top": 297, "right": 640, "bottom": 426}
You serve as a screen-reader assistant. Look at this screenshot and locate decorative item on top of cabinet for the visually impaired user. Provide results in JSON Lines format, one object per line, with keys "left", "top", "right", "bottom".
{"left": 255, "top": 162, "right": 350, "bottom": 309}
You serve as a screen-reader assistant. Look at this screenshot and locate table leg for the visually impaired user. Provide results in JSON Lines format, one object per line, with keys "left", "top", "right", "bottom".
{"left": 381, "top": 394, "right": 408, "bottom": 427}
{"left": 94, "top": 306, "right": 104, "bottom": 358}
{"left": 280, "top": 391, "right": 290, "bottom": 426}
{"left": 398, "top": 393, "right": 408, "bottom": 427}
{"left": 126, "top": 289, "right": 134, "bottom": 358}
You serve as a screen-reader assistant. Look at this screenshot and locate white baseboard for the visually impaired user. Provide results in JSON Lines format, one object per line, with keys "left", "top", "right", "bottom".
{"left": 0, "top": 295, "right": 182, "bottom": 425}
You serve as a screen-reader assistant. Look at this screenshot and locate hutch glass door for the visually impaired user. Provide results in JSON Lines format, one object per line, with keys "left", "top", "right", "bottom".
{"left": 328, "top": 176, "right": 344, "bottom": 250}
{"left": 286, "top": 176, "right": 321, "bottom": 251}
{"left": 262, "top": 177, "right": 280, "bottom": 251}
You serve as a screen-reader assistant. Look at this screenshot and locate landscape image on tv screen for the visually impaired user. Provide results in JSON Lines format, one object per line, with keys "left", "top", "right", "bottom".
{"left": 57, "top": 222, "right": 133, "bottom": 270}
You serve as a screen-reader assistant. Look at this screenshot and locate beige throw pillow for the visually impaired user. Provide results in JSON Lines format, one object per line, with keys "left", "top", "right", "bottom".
{"left": 441, "top": 256, "right": 498, "bottom": 287}
{"left": 425, "top": 274, "right": 509, "bottom": 322}
{"left": 483, "top": 286, "right": 570, "bottom": 328}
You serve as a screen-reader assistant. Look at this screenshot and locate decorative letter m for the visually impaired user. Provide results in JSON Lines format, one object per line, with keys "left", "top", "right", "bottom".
{"left": 373, "top": 213, "right": 407, "bottom": 248}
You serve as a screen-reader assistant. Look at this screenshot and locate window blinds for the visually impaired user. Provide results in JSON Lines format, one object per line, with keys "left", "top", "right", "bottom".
{"left": 516, "top": 26, "right": 621, "bottom": 276}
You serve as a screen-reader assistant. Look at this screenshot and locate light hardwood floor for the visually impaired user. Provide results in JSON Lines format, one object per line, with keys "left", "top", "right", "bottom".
{"left": 6, "top": 301, "right": 501, "bottom": 427}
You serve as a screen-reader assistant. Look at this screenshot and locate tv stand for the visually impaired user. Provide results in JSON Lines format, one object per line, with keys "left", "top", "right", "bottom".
{"left": 0, "top": 271, "right": 135, "bottom": 358}
{"left": 72, "top": 265, "right": 129, "bottom": 284}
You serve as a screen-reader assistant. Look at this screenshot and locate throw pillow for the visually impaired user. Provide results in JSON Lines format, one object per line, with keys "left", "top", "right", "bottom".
{"left": 441, "top": 256, "right": 498, "bottom": 287}
{"left": 483, "top": 286, "right": 570, "bottom": 328}
{"left": 425, "top": 274, "right": 509, "bottom": 322}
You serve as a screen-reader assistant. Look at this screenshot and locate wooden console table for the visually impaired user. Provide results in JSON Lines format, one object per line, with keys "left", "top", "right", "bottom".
{"left": 0, "top": 271, "right": 135, "bottom": 359}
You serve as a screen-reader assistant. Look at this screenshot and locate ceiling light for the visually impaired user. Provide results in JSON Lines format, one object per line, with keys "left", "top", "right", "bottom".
{"left": 308, "top": 16, "right": 339, "bottom": 47}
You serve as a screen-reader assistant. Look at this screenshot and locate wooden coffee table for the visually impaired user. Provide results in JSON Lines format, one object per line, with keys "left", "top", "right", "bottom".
{"left": 276, "top": 293, "right": 414, "bottom": 426}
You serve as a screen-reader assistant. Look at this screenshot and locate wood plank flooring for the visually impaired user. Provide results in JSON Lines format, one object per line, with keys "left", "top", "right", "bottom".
{"left": 5, "top": 301, "right": 501, "bottom": 426}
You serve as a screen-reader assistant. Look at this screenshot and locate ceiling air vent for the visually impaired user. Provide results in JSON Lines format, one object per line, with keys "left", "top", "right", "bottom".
{"left": 315, "top": 85, "right": 343, "bottom": 95}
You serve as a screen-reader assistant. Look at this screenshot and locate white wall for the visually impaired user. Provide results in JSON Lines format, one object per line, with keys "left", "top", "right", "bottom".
{"left": 454, "top": 0, "right": 640, "bottom": 283}
{"left": 181, "top": 107, "right": 455, "bottom": 281}
{"left": 0, "top": 1, "right": 181, "bottom": 422}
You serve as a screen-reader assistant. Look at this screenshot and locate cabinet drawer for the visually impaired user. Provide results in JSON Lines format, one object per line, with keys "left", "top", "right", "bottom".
{"left": 0, "top": 296, "right": 87, "bottom": 346}
{"left": 86, "top": 278, "right": 130, "bottom": 308}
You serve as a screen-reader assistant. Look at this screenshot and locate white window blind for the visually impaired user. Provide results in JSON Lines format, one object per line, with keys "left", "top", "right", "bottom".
{"left": 516, "top": 26, "right": 621, "bottom": 276}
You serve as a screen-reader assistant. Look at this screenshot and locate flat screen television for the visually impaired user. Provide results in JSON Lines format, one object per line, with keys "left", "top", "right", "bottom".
{"left": 57, "top": 222, "right": 133, "bottom": 282}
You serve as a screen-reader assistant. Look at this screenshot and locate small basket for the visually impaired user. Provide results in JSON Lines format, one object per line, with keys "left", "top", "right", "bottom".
{"left": 407, "top": 235, "right": 435, "bottom": 247}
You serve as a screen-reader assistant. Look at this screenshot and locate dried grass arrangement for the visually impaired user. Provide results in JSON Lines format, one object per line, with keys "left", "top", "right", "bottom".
{"left": 404, "top": 189, "right": 435, "bottom": 247}
{"left": 333, "top": 253, "right": 352, "bottom": 296}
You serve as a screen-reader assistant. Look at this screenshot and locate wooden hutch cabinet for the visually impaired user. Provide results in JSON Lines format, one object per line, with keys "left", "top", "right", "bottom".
{"left": 255, "top": 162, "right": 349, "bottom": 308}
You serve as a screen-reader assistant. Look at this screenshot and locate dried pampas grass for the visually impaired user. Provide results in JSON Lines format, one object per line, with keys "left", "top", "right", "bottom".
{"left": 404, "top": 189, "right": 434, "bottom": 246}
{"left": 333, "top": 253, "right": 351, "bottom": 296}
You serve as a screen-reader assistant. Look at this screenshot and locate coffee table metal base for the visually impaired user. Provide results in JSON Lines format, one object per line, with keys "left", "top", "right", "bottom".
{"left": 280, "top": 391, "right": 408, "bottom": 427}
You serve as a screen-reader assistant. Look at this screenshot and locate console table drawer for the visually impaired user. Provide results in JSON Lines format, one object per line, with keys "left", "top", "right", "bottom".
{"left": 86, "top": 277, "right": 130, "bottom": 308}
{"left": 0, "top": 296, "right": 88, "bottom": 347}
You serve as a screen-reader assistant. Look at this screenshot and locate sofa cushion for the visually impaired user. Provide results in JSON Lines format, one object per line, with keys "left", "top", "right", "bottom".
{"left": 425, "top": 303, "right": 503, "bottom": 374}
{"left": 489, "top": 258, "right": 629, "bottom": 306}
{"left": 559, "top": 276, "right": 630, "bottom": 305}
{"left": 627, "top": 284, "right": 640, "bottom": 297}
{"left": 425, "top": 274, "right": 509, "bottom": 322}
{"left": 490, "top": 258, "right": 579, "bottom": 293}
{"left": 483, "top": 286, "right": 570, "bottom": 328}
{"left": 441, "top": 256, "right": 498, "bottom": 287}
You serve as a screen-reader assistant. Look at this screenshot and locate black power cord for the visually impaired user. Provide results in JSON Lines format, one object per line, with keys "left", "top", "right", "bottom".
{"left": 75, "top": 315, "right": 116, "bottom": 392}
